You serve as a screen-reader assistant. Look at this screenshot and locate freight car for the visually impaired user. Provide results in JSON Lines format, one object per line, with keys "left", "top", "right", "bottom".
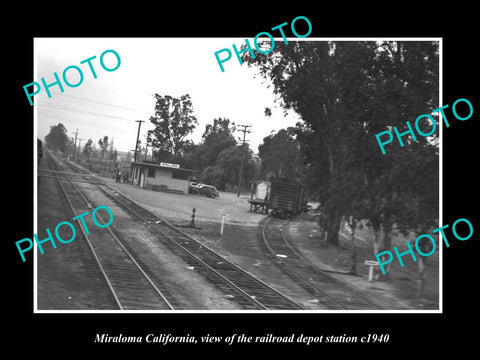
{"left": 268, "top": 178, "right": 307, "bottom": 218}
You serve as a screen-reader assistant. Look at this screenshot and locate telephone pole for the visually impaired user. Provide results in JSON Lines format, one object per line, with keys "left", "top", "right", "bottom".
{"left": 133, "top": 120, "right": 145, "bottom": 163}
{"left": 236, "top": 124, "right": 252, "bottom": 197}
{"left": 77, "top": 138, "right": 83, "bottom": 160}
{"left": 72, "top": 129, "right": 79, "bottom": 161}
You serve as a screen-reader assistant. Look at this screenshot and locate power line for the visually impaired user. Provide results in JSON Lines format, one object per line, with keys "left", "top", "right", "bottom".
{"left": 37, "top": 109, "right": 135, "bottom": 143}
{"left": 37, "top": 109, "right": 136, "bottom": 132}
{"left": 38, "top": 100, "right": 136, "bottom": 122}
{"left": 49, "top": 91, "right": 145, "bottom": 112}
{"left": 37, "top": 107, "right": 149, "bottom": 151}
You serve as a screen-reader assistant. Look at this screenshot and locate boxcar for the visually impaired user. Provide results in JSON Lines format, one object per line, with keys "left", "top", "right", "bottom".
{"left": 268, "top": 178, "right": 306, "bottom": 217}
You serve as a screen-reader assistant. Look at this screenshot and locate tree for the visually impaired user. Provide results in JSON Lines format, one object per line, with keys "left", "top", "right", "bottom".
{"left": 98, "top": 136, "right": 109, "bottom": 160}
{"left": 125, "top": 151, "right": 132, "bottom": 163}
{"left": 108, "top": 137, "right": 117, "bottom": 161}
{"left": 134, "top": 139, "right": 146, "bottom": 162}
{"left": 200, "top": 143, "right": 255, "bottom": 191}
{"left": 65, "top": 136, "right": 76, "bottom": 156}
{"left": 181, "top": 142, "right": 203, "bottom": 170}
{"left": 83, "top": 138, "right": 94, "bottom": 158}
{"left": 178, "top": 117, "right": 256, "bottom": 191}
{"left": 258, "top": 128, "right": 303, "bottom": 180}
{"left": 243, "top": 41, "right": 375, "bottom": 245}
{"left": 200, "top": 117, "right": 237, "bottom": 168}
{"left": 148, "top": 94, "right": 198, "bottom": 162}
{"left": 45, "top": 123, "right": 68, "bottom": 153}
{"left": 359, "top": 41, "right": 439, "bottom": 278}
{"left": 243, "top": 40, "right": 439, "bottom": 252}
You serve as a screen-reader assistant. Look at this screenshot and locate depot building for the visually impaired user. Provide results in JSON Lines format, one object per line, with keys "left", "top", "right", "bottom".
{"left": 130, "top": 161, "right": 196, "bottom": 194}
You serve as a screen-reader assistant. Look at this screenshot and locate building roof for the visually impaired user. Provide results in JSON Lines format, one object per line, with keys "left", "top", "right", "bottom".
{"left": 250, "top": 180, "right": 271, "bottom": 185}
{"left": 132, "top": 161, "right": 197, "bottom": 173}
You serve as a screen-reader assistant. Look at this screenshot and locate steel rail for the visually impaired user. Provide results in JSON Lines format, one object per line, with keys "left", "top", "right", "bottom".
{"left": 260, "top": 217, "right": 347, "bottom": 309}
{"left": 94, "top": 182, "right": 305, "bottom": 310}
{"left": 54, "top": 155, "right": 305, "bottom": 310}
{"left": 260, "top": 216, "right": 383, "bottom": 310}
{"left": 279, "top": 221, "right": 383, "bottom": 309}
{"left": 44, "top": 152, "right": 175, "bottom": 310}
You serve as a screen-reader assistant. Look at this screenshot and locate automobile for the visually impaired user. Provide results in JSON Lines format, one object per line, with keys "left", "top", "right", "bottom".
{"left": 190, "top": 183, "right": 219, "bottom": 198}
{"left": 188, "top": 182, "right": 201, "bottom": 194}
{"left": 198, "top": 184, "right": 220, "bottom": 198}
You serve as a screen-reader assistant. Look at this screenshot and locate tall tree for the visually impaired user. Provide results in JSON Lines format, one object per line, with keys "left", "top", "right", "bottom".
{"left": 45, "top": 123, "right": 68, "bottom": 153}
{"left": 200, "top": 117, "right": 237, "bottom": 168}
{"left": 200, "top": 143, "right": 255, "bottom": 191}
{"left": 258, "top": 128, "right": 303, "bottom": 180}
{"left": 148, "top": 94, "right": 198, "bottom": 162}
{"left": 83, "top": 138, "right": 93, "bottom": 158}
{"left": 243, "top": 40, "right": 439, "bottom": 250}
{"left": 243, "top": 41, "right": 373, "bottom": 245}
{"left": 65, "top": 136, "right": 76, "bottom": 156}
{"left": 98, "top": 136, "right": 109, "bottom": 160}
{"left": 108, "top": 137, "right": 117, "bottom": 161}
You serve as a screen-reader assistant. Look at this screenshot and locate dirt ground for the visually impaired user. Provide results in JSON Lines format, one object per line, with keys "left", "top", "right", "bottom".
{"left": 104, "top": 173, "right": 440, "bottom": 310}
{"left": 36, "top": 171, "right": 119, "bottom": 310}
{"left": 37, "top": 158, "right": 439, "bottom": 311}
{"left": 99, "top": 176, "right": 263, "bottom": 228}
{"left": 37, "top": 156, "right": 247, "bottom": 310}
{"left": 288, "top": 214, "right": 439, "bottom": 310}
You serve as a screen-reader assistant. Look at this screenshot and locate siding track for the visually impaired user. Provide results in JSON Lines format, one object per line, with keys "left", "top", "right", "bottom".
{"left": 94, "top": 182, "right": 305, "bottom": 310}
{"left": 43, "top": 153, "right": 305, "bottom": 310}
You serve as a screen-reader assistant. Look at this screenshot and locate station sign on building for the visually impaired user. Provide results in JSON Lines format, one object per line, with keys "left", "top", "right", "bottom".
{"left": 160, "top": 162, "right": 180, "bottom": 169}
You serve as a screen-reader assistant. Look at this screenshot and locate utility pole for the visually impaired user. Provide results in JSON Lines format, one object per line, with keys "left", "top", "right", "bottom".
{"left": 236, "top": 124, "right": 252, "bottom": 197}
{"left": 72, "top": 129, "right": 79, "bottom": 161}
{"left": 131, "top": 120, "right": 145, "bottom": 185}
{"left": 133, "top": 120, "right": 145, "bottom": 163}
{"left": 77, "top": 138, "right": 83, "bottom": 160}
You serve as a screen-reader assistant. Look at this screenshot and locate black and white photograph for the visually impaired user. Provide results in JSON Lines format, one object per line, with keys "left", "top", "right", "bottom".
{"left": 33, "top": 37, "right": 441, "bottom": 313}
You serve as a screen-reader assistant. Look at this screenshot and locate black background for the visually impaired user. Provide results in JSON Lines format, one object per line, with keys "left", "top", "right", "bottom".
{"left": 5, "top": 5, "right": 478, "bottom": 356}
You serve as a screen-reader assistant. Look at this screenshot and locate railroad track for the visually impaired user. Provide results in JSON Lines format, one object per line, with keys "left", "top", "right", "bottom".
{"left": 94, "top": 182, "right": 305, "bottom": 310}
{"left": 46, "top": 153, "right": 304, "bottom": 310}
{"left": 44, "top": 152, "right": 176, "bottom": 310}
{"left": 259, "top": 216, "right": 383, "bottom": 310}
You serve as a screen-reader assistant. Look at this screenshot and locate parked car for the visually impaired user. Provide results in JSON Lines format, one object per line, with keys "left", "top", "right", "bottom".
{"left": 188, "top": 182, "right": 201, "bottom": 194}
{"left": 190, "top": 183, "right": 219, "bottom": 198}
{"left": 198, "top": 184, "right": 219, "bottom": 198}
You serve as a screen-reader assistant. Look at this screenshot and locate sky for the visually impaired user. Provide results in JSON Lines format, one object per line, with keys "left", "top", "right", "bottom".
{"left": 35, "top": 38, "right": 301, "bottom": 155}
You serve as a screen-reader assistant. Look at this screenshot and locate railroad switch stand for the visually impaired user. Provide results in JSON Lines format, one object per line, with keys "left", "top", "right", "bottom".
{"left": 176, "top": 208, "right": 201, "bottom": 229}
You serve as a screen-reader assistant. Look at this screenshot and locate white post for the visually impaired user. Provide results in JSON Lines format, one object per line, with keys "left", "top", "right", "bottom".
{"left": 364, "top": 260, "right": 379, "bottom": 282}
{"left": 368, "top": 265, "right": 374, "bottom": 282}
{"left": 220, "top": 214, "right": 225, "bottom": 235}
